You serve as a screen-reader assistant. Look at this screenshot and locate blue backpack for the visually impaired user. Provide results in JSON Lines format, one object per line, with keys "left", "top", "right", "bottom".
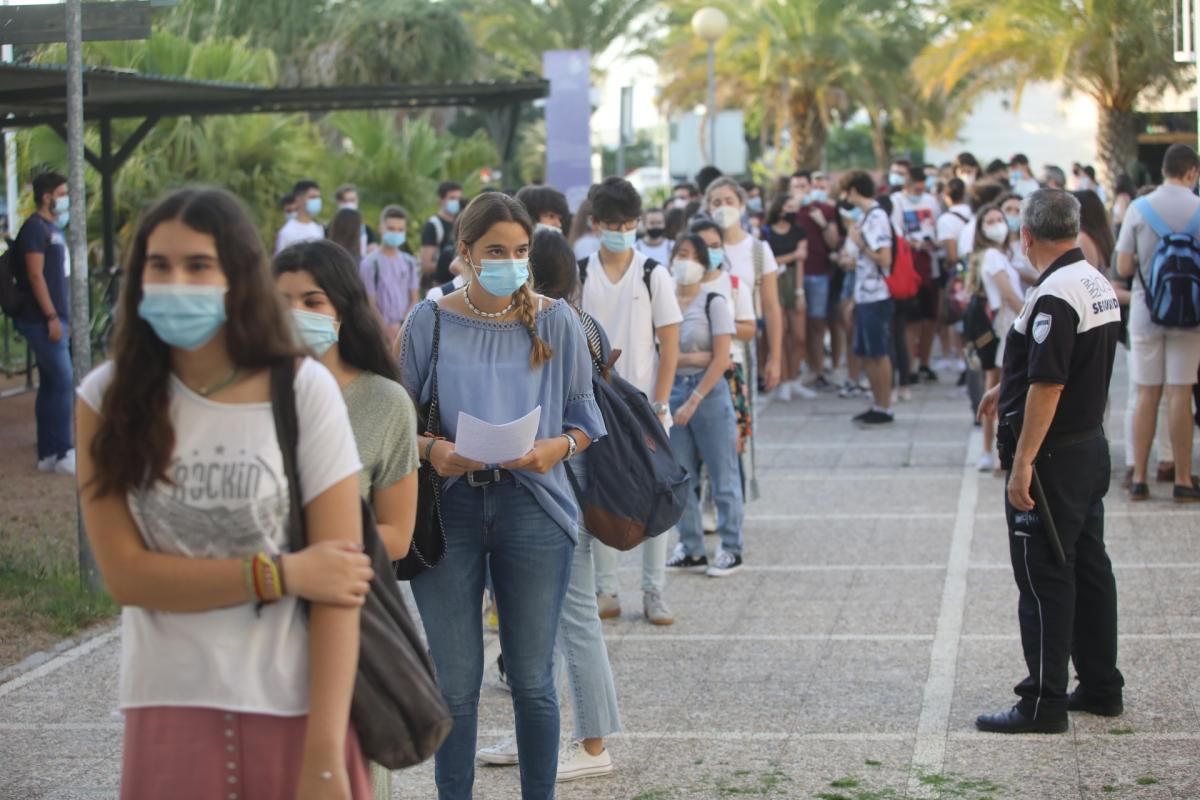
{"left": 1133, "top": 197, "right": 1200, "bottom": 328}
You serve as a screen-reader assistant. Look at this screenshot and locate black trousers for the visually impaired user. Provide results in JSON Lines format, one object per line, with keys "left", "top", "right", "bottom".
{"left": 1004, "top": 433, "right": 1124, "bottom": 719}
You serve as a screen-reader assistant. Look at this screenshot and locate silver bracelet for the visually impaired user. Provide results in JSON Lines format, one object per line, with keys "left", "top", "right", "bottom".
{"left": 691, "top": 390, "right": 706, "bottom": 402}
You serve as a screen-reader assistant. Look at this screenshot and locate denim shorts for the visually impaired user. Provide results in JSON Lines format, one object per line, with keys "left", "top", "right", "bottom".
{"left": 803, "top": 275, "right": 830, "bottom": 320}
{"left": 853, "top": 298, "right": 894, "bottom": 358}
{"left": 840, "top": 271, "right": 856, "bottom": 302}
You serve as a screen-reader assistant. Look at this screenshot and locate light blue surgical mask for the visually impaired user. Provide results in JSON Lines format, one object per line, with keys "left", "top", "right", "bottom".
{"left": 888, "top": 172, "right": 906, "bottom": 188}
{"left": 535, "top": 222, "right": 562, "bottom": 235}
{"left": 1006, "top": 214, "right": 1022, "bottom": 233}
{"left": 806, "top": 190, "right": 829, "bottom": 205}
{"left": 54, "top": 196, "right": 69, "bottom": 228}
{"left": 138, "top": 284, "right": 227, "bottom": 351}
{"left": 841, "top": 206, "right": 864, "bottom": 225}
{"left": 291, "top": 308, "right": 339, "bottom": 356}
{"left": 381, "top": 231, "right": 407, "bottom": 248}
{"left": 476, "top": 258, "right": 530, "bottom": 297}
{"left": 925, "top": 176, "right": 938, "bottom": 192}
{"left": 444, "top": 198, "right": 461, "bottom": 215}
{"left": 747, "top": 196, "right": 763, "bottom": 213}
{"left": 708, "top": 248, "right": 725, "bottom": 269}
{"left": 285, "top": 211, "right": 298, "bottom": 222}
{"left": 601, "top": 229, "right": 637, "bottom": 253}
{"left": 305, "top": 197, "right": 322, "bottom": 217}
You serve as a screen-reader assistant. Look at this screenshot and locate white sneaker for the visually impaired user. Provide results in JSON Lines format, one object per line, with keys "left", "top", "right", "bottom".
{"left": 477, "top": 736, "right": 519, "bottom": 766}
{"left": 556, "top": 740, "right": 613, "bottom": 783}
{"left": 790, "top": 380, "right": 818, "bottom": 399}
{"left": 977, "top": 452, "right": 995, "bottom": 472}
{"left": 36, "top": 455, "right": 58, "bottom": 473}
{"left": 773, "top": 383, "right": 792, "bottom": 402}
{"left": 54, "top": 449, "right": 76, "bottom": 476}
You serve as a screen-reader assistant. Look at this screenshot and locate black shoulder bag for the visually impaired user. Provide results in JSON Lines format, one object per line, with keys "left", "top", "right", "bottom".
{"left": 269, "top": 360, "right": 451, "bottom": 770}
{"left": 393, "top": 301, "right": 447, "bottom": 580}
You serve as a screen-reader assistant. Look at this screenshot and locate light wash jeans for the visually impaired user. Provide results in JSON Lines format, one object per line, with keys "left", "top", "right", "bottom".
{"left": 669, "top": 372, "right": 745, "bottom": 557}
{"left": 411, "top": 479, "right": 573, "bottom": 800}
{"left": 555, "top": 456, "right": 622, "bottom": 740}
{"left": 591, "top": 527, "right": 668, "bottom": 597}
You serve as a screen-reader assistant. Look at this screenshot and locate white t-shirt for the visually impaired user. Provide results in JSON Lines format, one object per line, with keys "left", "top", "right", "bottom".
{"left": 581, "top": 250, "right": 683, "bottom": 396}
{"left": 722, "top": 235, "right": 779, "bottom": 314}
{"left": 854, "top": 206, "right": 894, "bottom": 305}
{"left": 425, "top": 273, "right": 466, "bottom": 301}
{"left": 936, "top": 204, "right": 971, "bottom": 248}
{"left": 1011, "top": 177, "right": 1041, "bottom": 198}
{"left": 980, "top": 247, "right": 1022, "bottom": 313}
{"left": 890, "top": 192, "right": 940, "bottom": 244}
{"left": 635, "top": 238, "right": 672, "bottom": 265}
{"left": 78, "top": 357, "right": 361, "bottom": 715}
{"left": 702, "top": 270, "right": 755, "bottom": 365}
{"left": 957, "top": 217, "right": 978, "bottom": 264}
{"left": 275, "top": 219, "right": 325, "bottom": 254}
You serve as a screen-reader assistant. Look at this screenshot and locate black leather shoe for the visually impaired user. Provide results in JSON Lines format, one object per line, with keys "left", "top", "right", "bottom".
{"left": 1068, "top": 689, "right": 1123, "bottom": 717}
{"left": 976, "top": 706, "right": 1068, "bottom": 734}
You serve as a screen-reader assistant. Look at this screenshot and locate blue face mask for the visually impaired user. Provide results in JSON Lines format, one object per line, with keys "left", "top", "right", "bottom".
{"left": 708, "top": 248, "right": 725, "bottom": 269}
{"left": 138, "top": 284, "right": 227, "bottom": 351}
{"left": 445, "top": 198, "right": 461, "bottom": 215}
{"left": 841, "top": 206, "right": 864, "bottom": 225}
{"left": 1006, "top": 214, "right": 1022, "bottom": 233}
{"left": 747, "top": 196, "right": 763, "bottom": 213}
{"left": 806, "top": 190, "right": 828, "bottom": 205}
{"left": 291, "top": 308, "right": 339, "bottom": 356}
{"left": 305, "top": 197, "right": 323, "bottom": 217}
{"left": 925, "top": 176, "right": 938, "bottom": 192}
{"left": 54, "top": 196, "right": 69, "bottom": 228}
{"left": 476, "top": 258, "right": 530, "bottom": 297}
{"left": 381, "top": 231, "right": 407, "bottom": 248}
{"left": 888, "top": 172, "right": 906, "bottom": 188}
{"left": 601, "top": 229, "right": 637, "bottom": 253}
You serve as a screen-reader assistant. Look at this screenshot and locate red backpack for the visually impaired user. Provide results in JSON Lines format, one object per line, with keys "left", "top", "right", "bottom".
{"left": 868, "top": 208, "right": 921, "bottom": 300}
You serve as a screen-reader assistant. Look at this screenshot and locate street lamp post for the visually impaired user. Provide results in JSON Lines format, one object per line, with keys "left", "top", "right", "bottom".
{"left": 691, "top": 7, "right": 728, "bottom": 168}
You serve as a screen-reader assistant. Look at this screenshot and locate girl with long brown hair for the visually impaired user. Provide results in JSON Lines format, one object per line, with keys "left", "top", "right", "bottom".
{"left": 77, "top": 186, "right": 374, "bottom": 799}
{"left": 398, "top": 192, "right": 605, "bottom": 799}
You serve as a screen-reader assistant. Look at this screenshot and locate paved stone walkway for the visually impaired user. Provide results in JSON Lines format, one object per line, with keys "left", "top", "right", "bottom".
{"left": 2, "top": 363, "right": 1199, "bottom": 799}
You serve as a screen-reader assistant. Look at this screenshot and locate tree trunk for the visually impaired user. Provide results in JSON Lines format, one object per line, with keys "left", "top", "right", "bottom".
{"left": 788, "top": 93, "right": 827, "bottom": 171}
{"left": 1097, "top": 105, "right": 1138, "bottom": 189}
{"left": 867, "top": 109, "right": 889, "bottom": 171}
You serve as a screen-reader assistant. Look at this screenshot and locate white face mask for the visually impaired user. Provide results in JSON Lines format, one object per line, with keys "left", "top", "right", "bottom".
{"left": 672, "top": 259, "right": 706, "bottom": 286}
{"left": 983, "top": 221, "right": 1009, "bottom": 244}
{"left": 712, "top": 205, "right": 742, "bottom": 231}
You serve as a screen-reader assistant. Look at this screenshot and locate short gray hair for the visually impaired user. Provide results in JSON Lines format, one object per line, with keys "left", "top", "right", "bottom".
{"left": 1021, "top": 189, "right": 1080, "bottom": 242}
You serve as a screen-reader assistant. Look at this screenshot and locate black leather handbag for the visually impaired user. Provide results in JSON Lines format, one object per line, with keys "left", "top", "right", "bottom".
{"left": 269, "top": 360, "right": 450, "bottom": 770}
{"left": 393, "top": 301, "right": 448, "bottom": 580}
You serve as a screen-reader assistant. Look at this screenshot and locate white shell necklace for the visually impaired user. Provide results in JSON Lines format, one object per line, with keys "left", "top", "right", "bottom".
{"left": 463, "top": 282, "right": 516, "bottom": 319}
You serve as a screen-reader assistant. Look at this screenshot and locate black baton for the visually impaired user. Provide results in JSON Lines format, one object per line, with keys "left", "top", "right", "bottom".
{"left": 1029, "top": 466, "right": 1066, "bottom": 566}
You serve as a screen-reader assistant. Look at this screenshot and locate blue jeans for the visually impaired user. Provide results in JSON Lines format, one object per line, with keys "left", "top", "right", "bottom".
{"left": 803, "top": 274, "right": 830, "bottom": 321}
{"left": 16, "top": 319, "right": 74, "bottom": 460}
{"left": 669, "top": 373, "right": 744, "bottom": 557}
{"left": 554, "top": 457, "right": 621, "bottom": 741}
{"left": 411, "top": 479, "right": 573, "bottom": 800}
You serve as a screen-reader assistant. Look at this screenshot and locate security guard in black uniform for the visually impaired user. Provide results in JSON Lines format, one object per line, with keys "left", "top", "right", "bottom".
{"left": 976, "top": 189, "right": 1125, "bottom": 733}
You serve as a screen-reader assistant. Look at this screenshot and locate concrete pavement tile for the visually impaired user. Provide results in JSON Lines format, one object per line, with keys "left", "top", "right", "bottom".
{"left": 0, "top": 638, "right": 120, "bottom": 724}
{"left": 1074, "top": 737, "right": 1200, "bottom": 799}
{"left": 778, "top": 738, "right": 917, "bottom": 798}
{"left": 735, "top": 522, "right": 955, "bottom": 566}
{"left": 755, "top": 480, "right": 963, "bottom": 515}
{"left": 600, "top": 736, "right": 790, "bottom": 799}
{"left": 941, "top": 736, "right": 1080, "bottom": 799}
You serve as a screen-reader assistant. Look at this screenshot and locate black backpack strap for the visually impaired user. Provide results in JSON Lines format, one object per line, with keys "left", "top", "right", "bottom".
{"left": 577, "top": 256, "right": 589, "bottom": 285}
{"left": 642, "top": 258, "right": 658, "bottom": 299}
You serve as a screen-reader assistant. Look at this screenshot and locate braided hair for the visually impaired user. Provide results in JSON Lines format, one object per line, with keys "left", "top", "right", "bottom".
{"left": 457, "top": 192, "right": 553, "bottom": 368}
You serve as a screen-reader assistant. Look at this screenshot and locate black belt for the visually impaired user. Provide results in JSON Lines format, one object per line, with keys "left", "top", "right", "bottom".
{"left": 1042, "top": 427, "right": 1104, "bottom": 449}
{"left": 465, "top": 468, "right": 514, "bottom": 488}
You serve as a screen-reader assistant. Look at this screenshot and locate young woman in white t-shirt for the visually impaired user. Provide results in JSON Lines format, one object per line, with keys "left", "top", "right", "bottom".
{"left": 77, "top": 187, "right": 374, "bottom": 798}
{"left": 969, "top": 203, "right": 1025, "bottom": 472}
{"left": 704, "top": 177, "right": 784, "bottom": 393}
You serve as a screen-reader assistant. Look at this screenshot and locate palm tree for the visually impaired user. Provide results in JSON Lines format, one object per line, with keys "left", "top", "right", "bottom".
{"left": 468, "top": 0, "right": 661, "bottom": 77}
{"left": 917, "top": 0, "right": 1192, "bottom": 184}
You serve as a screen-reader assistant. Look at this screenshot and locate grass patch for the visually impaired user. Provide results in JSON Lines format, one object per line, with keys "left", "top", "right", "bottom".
{"left": 1135, "top": 776, "right": 1158, "bottom": 786}
{"left": 1108, "top": 727, "right": 1135, "bottom": 735}
{"left": 713, "top": 767, "right": 792, "bottom": 797}
{"left": 633, "top": 791, "right": 671, "bottom": 800}
{"left": 1102, "top": 786, "right": 1118, "bottom": 794}
{"left": 0, "top": 549, "right": 116, "bottom": 638}
{"left": 864, "top": 759, "right": 883, "bottom": 767}
{"left": 830, "top": 778, "right": 861, "bottom": 788}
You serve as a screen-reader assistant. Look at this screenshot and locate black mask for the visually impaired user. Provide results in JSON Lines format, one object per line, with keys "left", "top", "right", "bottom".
{"left": 646, "top": 227, "right": 665, "bottom": 239}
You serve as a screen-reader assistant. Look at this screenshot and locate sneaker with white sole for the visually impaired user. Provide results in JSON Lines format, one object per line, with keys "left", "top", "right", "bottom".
{"left": 36, "top": 455, "right": 58, "bottom": 473}
{"left": 773, "top": 383, "right": 792, "bottom": 402}
{"left": 706, "top": 549, "right": 744, "bottom": 577}
{"left": 643, "top": 590, "right": 675, "bottom": 625}
{"left": 556, "top": 740, "right": 613, "bottom": 783}
{"left": 477, "top": 736, "right": 519, "bottom": 766}
{"left": 55, "top": 449, "right": 76, "bottom": 476}
{"left": 596, "top": 592, "right": 620, "bottom": 620}
{"left": 665, "top": 543, "right": 709, "bottom": 573}
{"left": 790, "top": 380, "right": 818, "bottom": 399}
{"left": 977, "top": 452, "right": 995, "bottom": 472}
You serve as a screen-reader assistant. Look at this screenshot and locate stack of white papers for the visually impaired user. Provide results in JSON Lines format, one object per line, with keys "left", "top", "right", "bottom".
{"left": 454, "top": 406, "right": 542, "bottom": 464}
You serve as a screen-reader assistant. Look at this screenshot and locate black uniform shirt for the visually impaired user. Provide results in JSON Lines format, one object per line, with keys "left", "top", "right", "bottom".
{"left": 998, "top": 248, "right": 1121, "bottom": 435}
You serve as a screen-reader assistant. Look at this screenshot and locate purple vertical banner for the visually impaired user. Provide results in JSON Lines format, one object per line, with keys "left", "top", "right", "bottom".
{"left": 542, "top": 49, "right": 592, "bottom": 212}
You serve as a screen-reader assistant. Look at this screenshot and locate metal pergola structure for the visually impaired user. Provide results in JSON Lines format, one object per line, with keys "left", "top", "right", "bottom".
{"left": 0, "top": 62, "right": 549, "bottom": 277}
